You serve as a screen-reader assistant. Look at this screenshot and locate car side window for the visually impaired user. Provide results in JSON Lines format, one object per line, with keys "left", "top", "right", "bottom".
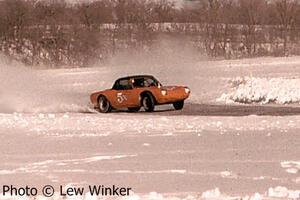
{"left": 113, "top": 79, "right": 132, "bottom": 90}
{"left": 144, "top": 77, "right": 157, "bottom": 87}
{"left": 132, "top": 78, "right": 144, "bottom": 88}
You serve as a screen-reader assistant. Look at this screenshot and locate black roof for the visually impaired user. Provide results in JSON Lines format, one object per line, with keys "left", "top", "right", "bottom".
{"left": 116, "top": 75, "right": 155, "bottom": 81}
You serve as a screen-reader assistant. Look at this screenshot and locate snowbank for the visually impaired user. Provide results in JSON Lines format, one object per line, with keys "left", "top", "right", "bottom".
{"left": 218, "top": 77, "right": 300, "bottom": 104}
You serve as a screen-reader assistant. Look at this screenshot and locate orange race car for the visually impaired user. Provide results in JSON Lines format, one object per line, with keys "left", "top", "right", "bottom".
{"left": 90, "top": 75, "right": 190, "bottom": 113}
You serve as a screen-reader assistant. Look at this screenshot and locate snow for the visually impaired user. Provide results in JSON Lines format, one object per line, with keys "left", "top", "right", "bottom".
{"left": 268, "top": 186, "right": 300, "bottom": 199}
{"left": 0, "top": 187, "right": 298, "bottom": 200}
{"left": 1, "top": 113, "right": 300, "bottom": 198}
{"left": 218, "top": 77, "right": 300, "bottom": 104}
{"left": 2, "top": 113, "right": 300, "bottom": 137}
{"left": 201, "top": 188, "right": 222, "bottom": 199}
{"left": 1, "top": 55, "right": 300, "bottom": 113}
{"left": 2, "top": 154, "right": 135, "bottom": 175}
{"left": 1, "top": 56, "right": 300, "bottom": 200}
{"left": 281, "top": 161, "right": 300, "bottom": 174}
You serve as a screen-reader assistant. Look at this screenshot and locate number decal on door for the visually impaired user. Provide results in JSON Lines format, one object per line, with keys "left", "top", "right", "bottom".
{"left": 117, "top": 93, "right": 127, "bottom": 103}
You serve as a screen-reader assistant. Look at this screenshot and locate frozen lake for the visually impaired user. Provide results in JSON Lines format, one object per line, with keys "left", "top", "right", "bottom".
{"left": 0, "top": 111, "right": 299, "bottom": 199}
{"left": 0, "top": 56, "right": 300, "bottom": 199}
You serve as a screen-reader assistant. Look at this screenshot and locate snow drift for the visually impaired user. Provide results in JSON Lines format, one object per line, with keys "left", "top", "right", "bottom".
{"left": 218, "top": 77, "right": 300, "bottom": 104}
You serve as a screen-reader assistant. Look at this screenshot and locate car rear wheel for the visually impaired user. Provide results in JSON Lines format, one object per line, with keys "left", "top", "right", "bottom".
{"left": 142, "top": 93, "right": 155, "bottom": 112}
{"left": 98, "top": 96, "right": 112, "bottom": 113}
{"left": 173, "top": 100, "right": 184, "bottom": 110}
{"left": 128, "top": 107, "right": 141, "bottom": 112}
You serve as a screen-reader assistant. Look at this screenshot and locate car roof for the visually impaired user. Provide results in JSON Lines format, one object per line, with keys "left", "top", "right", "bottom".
{"left": 116, "top": 75, "right": 155, "bottom": 81}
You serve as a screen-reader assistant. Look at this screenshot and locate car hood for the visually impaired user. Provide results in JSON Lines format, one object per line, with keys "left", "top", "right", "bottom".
{"left": 161, "top": 86, "right": 184, "bottom": 90}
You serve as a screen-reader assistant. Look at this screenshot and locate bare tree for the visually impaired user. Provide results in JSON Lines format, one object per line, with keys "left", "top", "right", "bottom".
{"left": 1, "top": 0, "right": 33, "bottom": 39}
{"left": 199, "top": 0, "right": 222, "bottom": 57}
{"left": 0, "top": 0, "right": 300, "bottom": 66}
{"left": 152, "top": 0, "right": 176, "bottom": 22}
{"left": 274, "top": 0, "right": 298, "bottom": 55}
{"left": 219, "top": 0, "right": 238, "bottom": 58}
{"left": 237, "top": 0, "right": 265, "bottom": 56}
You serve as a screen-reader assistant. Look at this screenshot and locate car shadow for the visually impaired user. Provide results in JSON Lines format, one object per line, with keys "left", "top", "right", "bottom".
{"left": 109, "top": 107, "right": 175, "bottom": 114}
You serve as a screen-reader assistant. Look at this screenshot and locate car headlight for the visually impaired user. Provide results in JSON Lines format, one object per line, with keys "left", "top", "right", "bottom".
{"left": 161, "top": 90, "right": 167, "bottom": 96}
{"left": 185, "top": 88, "right": 190, "bottom": 94}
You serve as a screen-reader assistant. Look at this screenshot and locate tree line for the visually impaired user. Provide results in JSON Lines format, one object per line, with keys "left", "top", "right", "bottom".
{"left": 0, "top": 0, "right": 299, "bottom": 67}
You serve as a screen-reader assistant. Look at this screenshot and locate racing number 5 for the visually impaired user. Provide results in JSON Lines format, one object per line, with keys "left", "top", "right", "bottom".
{"left": 117, "top": 93, "right": 127, "bottom": 103}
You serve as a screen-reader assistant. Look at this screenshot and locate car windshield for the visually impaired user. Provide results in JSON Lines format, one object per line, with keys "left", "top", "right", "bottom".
{"left": 132, "top": 77, "right": 161, "bottom": 88}
{"left": 145, "top": 77, "right": 161, "bottom": 87}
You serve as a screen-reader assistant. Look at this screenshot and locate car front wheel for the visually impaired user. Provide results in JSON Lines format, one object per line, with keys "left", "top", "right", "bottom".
{"left": 98, "top": 96, "right": 112, "bottom": 113}
{"left": 142, "top": 94, "right": 155, "bottom": 112}
{"left": 173, "top": 100, "right": 184, "bottom": 110}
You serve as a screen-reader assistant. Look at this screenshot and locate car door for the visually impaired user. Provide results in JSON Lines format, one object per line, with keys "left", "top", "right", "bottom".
{"left": 112, "top": 79, "right": 137, "bottom": 108}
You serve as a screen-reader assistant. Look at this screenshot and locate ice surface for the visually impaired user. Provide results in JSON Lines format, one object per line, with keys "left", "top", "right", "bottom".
{"left": 1, "top": 55, "right": 300, "bottom": 199}
{"left": 2, "top": 113, "right": 300, "bottom": 137}
{"left": 1, "top": 112, "right": 300, "bottom": 199}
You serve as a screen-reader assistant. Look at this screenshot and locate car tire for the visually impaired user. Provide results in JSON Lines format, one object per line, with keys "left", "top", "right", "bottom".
{"left": 141, "top": 93, "right": 155, "bottom": 112}
{"left": 98, "top": 96, "right": 112, "bottom": 113}
{"left": 173, "top": 100, "right": 184, "bottom": 110}
{"left": 128, "top": 107, "right": 141, "bottom": 112}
